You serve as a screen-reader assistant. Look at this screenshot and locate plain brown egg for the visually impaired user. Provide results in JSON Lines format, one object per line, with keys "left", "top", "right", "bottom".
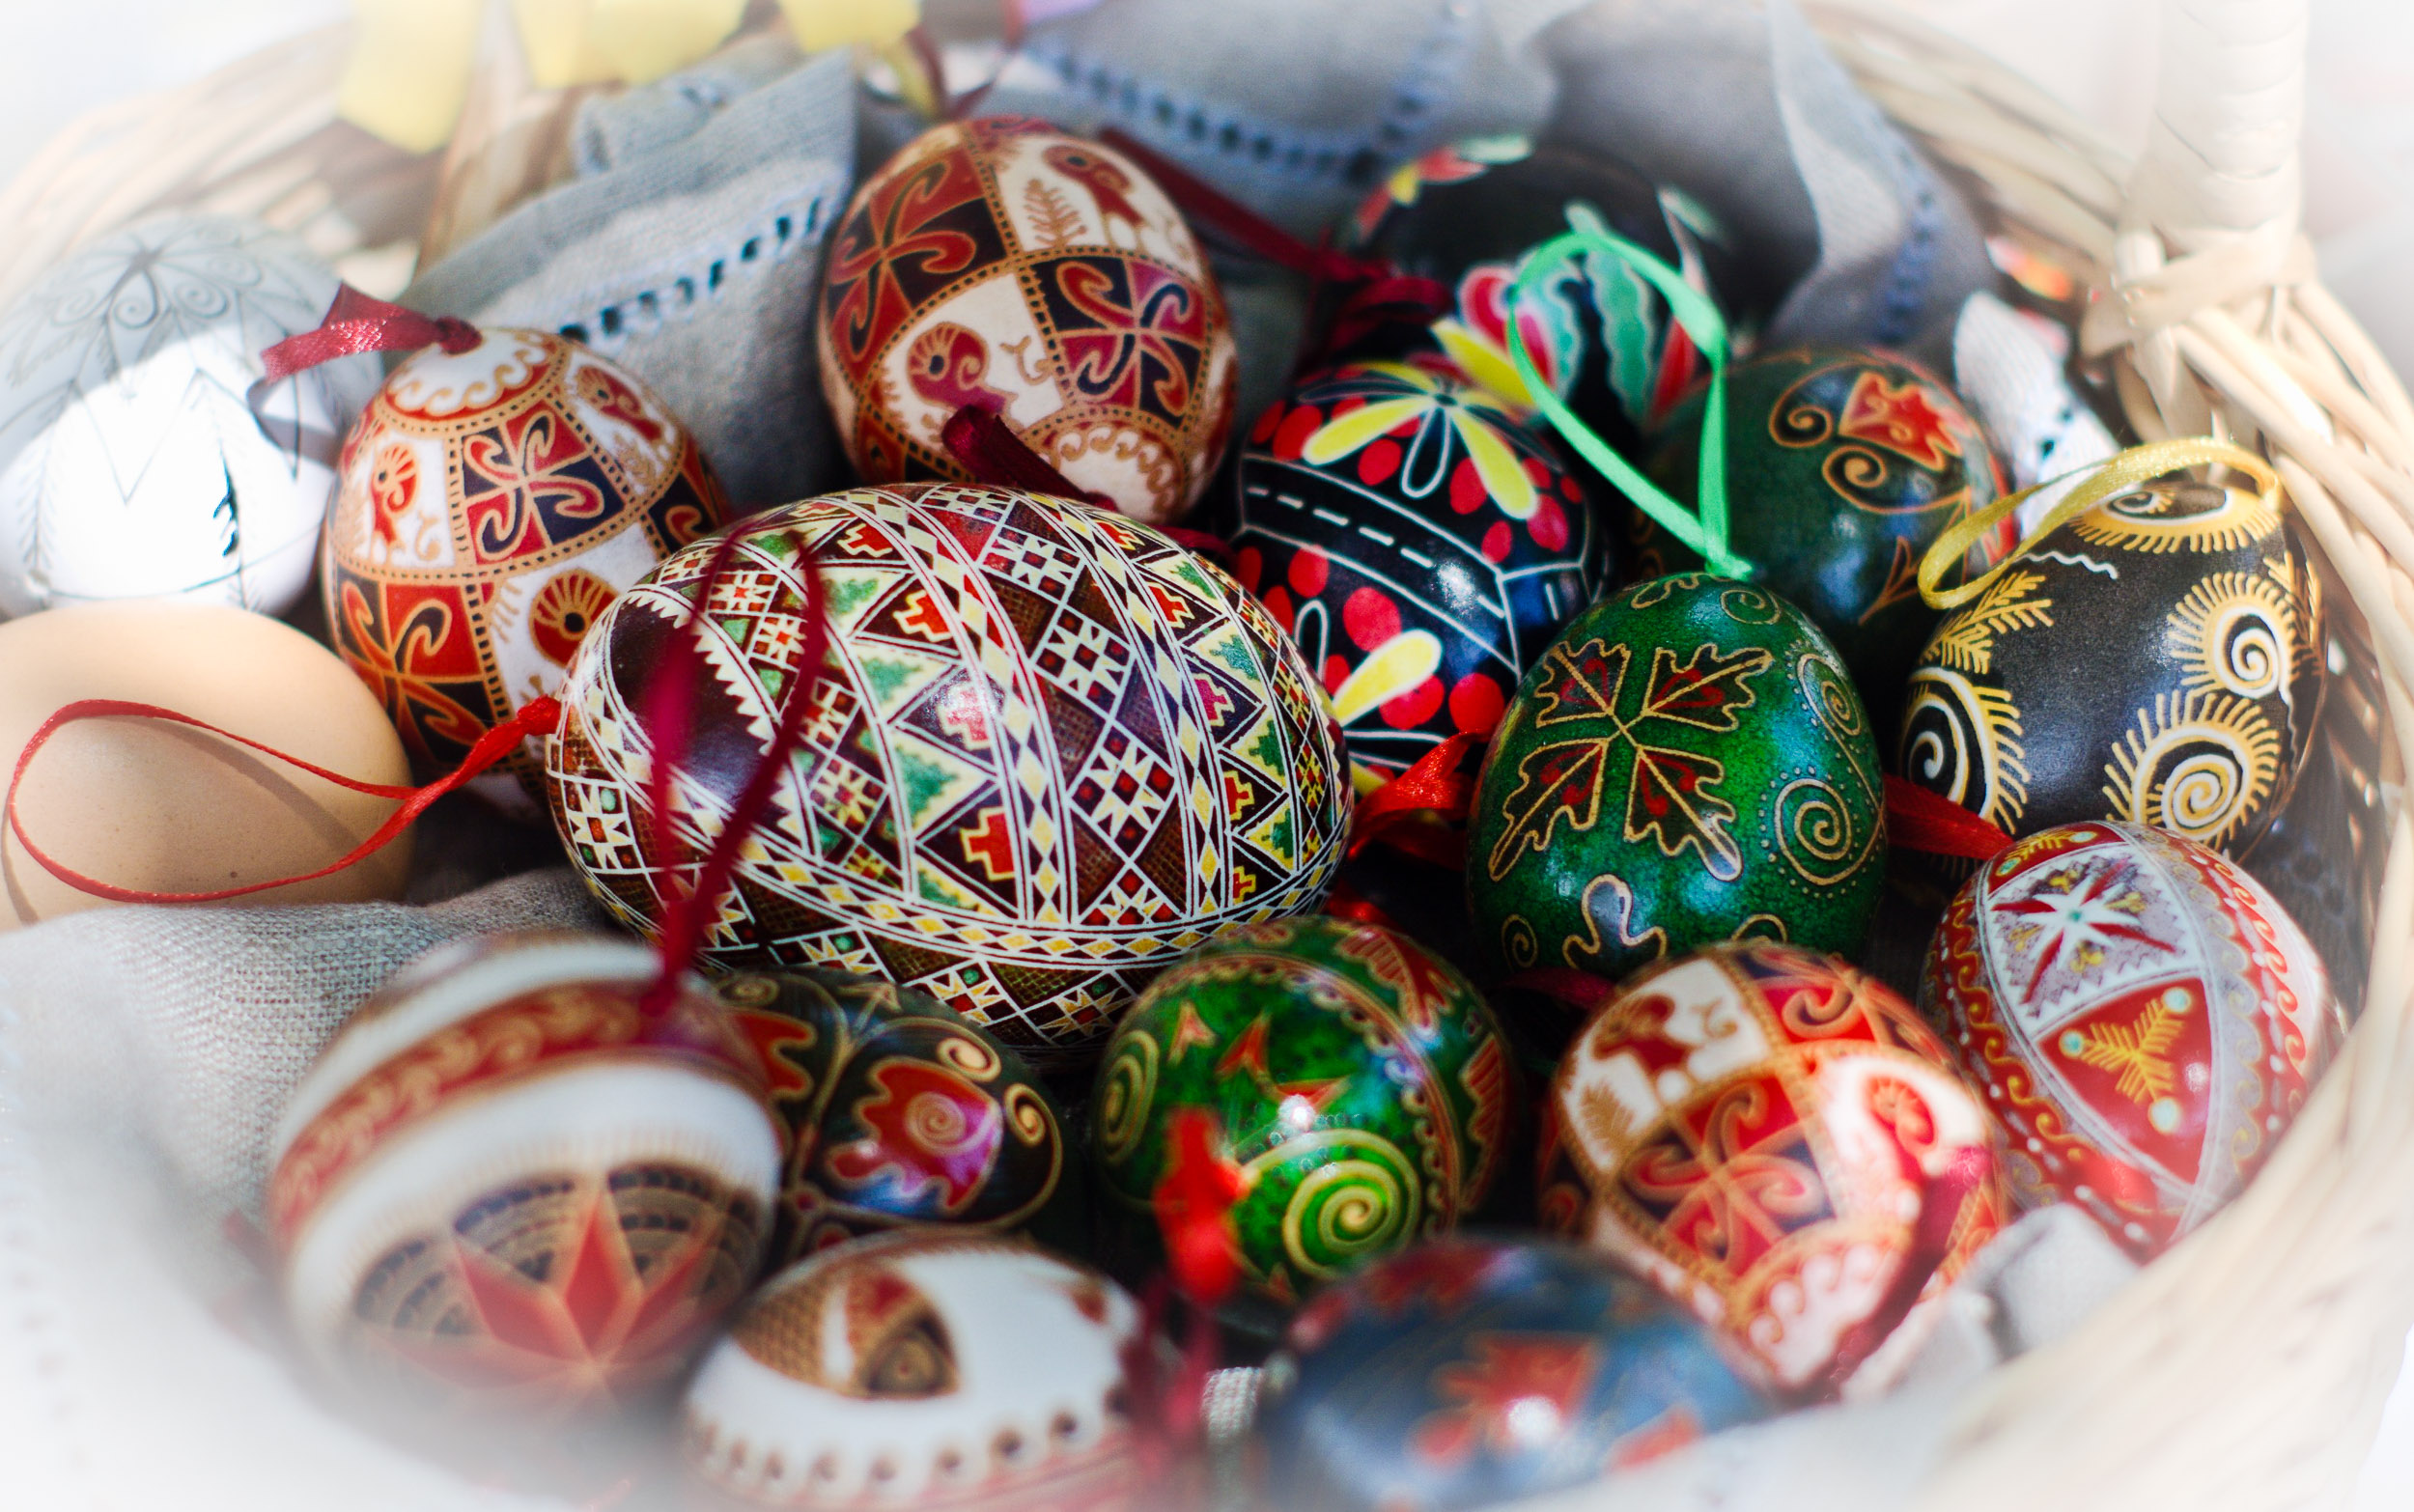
{"left": 0, "top": 601, "right": 411, "bottom": 929}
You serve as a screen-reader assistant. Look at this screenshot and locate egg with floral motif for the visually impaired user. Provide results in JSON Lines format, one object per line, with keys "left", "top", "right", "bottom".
{"left": 322, "top": 327, "right": 727, "bottom": 798}
{"left": 1920, "top": 820, "right": 2342, "bottom": 1258}
{"left": 1226, "top": 361, "right": 1606, "bottom": 788}
{"left": 1549, "top": 940, "right": 2005, "bottom": 1399}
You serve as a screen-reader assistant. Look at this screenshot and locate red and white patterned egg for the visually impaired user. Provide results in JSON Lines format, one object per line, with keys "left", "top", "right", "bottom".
{"left": 322, "top": 328, "right": 727, "bottom": 795}
{"left": 1919, "top": 819, "right": 2343, "bottom": 1258}
{"left": 267, "top": 933, "right": 779, "bottom": 1414}
{"left": 1549, "top": 939, "right": 2004, "bottom": 1400}
{"left": 818, "top": 117, "right": 1238, "bottom": 525}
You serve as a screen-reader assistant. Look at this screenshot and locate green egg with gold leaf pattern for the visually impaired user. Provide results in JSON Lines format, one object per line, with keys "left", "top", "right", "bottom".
{"left": 1465, "top": 573, "right": 1886, "bottom": 985}
{"left": 1088, "top": 915, "right": 1511, "bottom": 1331}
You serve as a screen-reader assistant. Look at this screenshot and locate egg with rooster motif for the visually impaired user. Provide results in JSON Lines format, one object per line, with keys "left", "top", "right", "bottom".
{"left": 1226, "top": 361, "right": 1606, "bottom": 787}
{"left": 1549, "top": 939, "right": 2005, "bottom": 1399}
{"left": 818, "top": 116, "right": 1238, "bottom": 525}
{"left": 321, "top": 326, "right": 727, "bottom": 798}
{"left": 1920, "top": 820, "right": 2342, "bottom": 1258}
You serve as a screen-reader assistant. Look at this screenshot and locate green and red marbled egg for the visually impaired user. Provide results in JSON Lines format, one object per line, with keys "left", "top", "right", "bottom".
{"left": 1639, "top": 346, "right": 2008, "bottom": 725}
{"left": 1466, "top": 574, "right": 1885, "bottom": 985}
{"left": 1088, "top": 916, "right": 1510, "bottom": 1326}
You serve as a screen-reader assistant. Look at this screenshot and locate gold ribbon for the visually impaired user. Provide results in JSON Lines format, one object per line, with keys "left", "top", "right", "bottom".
{"left": 1916, "top": 437, "right": 2283, "bottom": 611}
{"left": 338, "top": 0, "right": 918, "bottom": 154}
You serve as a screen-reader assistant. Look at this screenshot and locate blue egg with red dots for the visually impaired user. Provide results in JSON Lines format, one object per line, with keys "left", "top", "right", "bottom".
{"left": 1223, "top": 361, "right": 1608, "bottom": 790}
{"left": 1256, "top": 1236, "right": 1769, "bottom": 1512}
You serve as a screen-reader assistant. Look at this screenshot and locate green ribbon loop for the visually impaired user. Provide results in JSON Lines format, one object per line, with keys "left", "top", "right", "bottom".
{"left": 1505, "top": 205, "right": 1749, "bottom": 578}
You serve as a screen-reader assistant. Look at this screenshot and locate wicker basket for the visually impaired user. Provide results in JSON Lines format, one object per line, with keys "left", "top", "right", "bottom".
{"left": 4, "top": 3, "right": 2405, "bottom": 1508}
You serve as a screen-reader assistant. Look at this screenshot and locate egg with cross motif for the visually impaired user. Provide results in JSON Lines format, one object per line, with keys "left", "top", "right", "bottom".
{"left": 1224, "top": 361, "right": 1607, "bottom": 788}
{"left": 546, "top": 482, "right": 1349, "bottom": 1072}
{"left": 322, "top": 326, "right": 728, "bottom": 798}
{"left": 1920, "top": 820, "right": 2343, "bottom": 1258}
{"left": 819, "top": 116, "right": 1239, "bottom": 524}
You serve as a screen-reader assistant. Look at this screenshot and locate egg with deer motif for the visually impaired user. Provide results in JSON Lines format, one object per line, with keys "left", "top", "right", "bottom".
{"left": 1897, "top": 474, "right": 2323, "bottom": 857}
{"left": 1088, "top": 915, "right": 1511, "bottom": 1330}
{"left": 1225, "top": 361, "right": 1607, "bottom": 788}
{"left": 1920, "top": 820, "right": 2343, "bottom": 1258}
{"left": 267, "top": 933, "right": 779, "bottom": 1415}
{"left": 322, "top": 327, "right": 727, "bottom": 798}
{"left": 818, "top": 116, "right": 1239, "bottom": 525}
{"left": 714, "top": 967, "right": 1084, "bottom": 1269}
{"left": 1550, "top": 939, "right": 2005, "bottom": 1400}
{"left": 547, "top": 482, "right": 1349, "bottom": 1073}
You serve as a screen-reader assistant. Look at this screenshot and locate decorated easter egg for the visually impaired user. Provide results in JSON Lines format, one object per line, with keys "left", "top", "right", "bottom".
{"left": 1333, "top": 136, "right": 1743, "bottom": 449}
{"left": 818, "top": 117, "right": 1238, "bottom": 525}
{"left": 1089, "top": 916, "right": 1510, "bottom": 1322}
{"left": 322, "top": 326, "right": 727, "bottom": 792}
{"left": 1226, "top": 361, "right": 1606, "bottom": 786}
{"left": 684, "top": 1230, "right": 1144, "bottom": 1510}
{"left": 267, "top": 933, "right": 779, "bottom": 1413}
{"left": 1639, "top": 346, "right": 2007, "bottom": 721}
{"left": 547, "top": 482, "right": 1349, "bottom": 1070}
{"left": 1920, "top": 821, "right": 2342, "bottom": 1258}
{"left": 1899, "top": 475, "right": 2323, "bottom": 856}
{"left": 1258, "top": 1237, "right": 1769, "bottom": 1512}
{"left": 1465, "top": 574, "right": 1885, "bottom": 985}
{"left": 1550, "top": 940, "right": 2005, "bottom": 1398}
{"left": 715, "top": 967, "right": 1081, "bottom": 1268}
{"left": 0, "top": 601, "right": 410, "bottom": 928}
{"left": 0, "top": 214, "right": 379, "bottom": 616}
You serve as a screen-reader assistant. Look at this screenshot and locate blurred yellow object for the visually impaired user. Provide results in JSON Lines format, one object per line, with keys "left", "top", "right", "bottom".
{"left": 337, "top": 0, "right": 484, "bottom": 154}
{"left": 779, "top": 0, "right": 920, "bottom": 51}
{"left": 338, "top": 0, "right": 756, "bottom": 151}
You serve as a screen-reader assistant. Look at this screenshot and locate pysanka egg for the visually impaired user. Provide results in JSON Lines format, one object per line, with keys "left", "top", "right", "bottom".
{"left": 1898, "top": 475, "right": 2323, "bottom": 856}
{"left": 1465, "top": 574, "right": 1886, "bottom": 985}
{"left": 322, "top": 326, "right": 727, "bottom": 792}
{"left": 1550, "top": 940, "right": 2006, "bottom": 1398}
{"left": 267, "top": 934, "right": 779, "bottom": 1414}
{"left": 1088, "top": 916, "right": 1510, "bottom": 1322}
{"left": 1226, "top": 361, "right": 1606, "bottom": 785}
{"left": 1920, "top": 820, "right": 2343, "bottom": 1258}
{"left": 0, "top": 214, "right": 379, "bottom": 616}
{"left": 1640, "top": 346, "right": 2007, "bottom": 723}
{"left": 715, "top": 968, "right": 1082, "bottom": 1268}
{"left": 547, "top": 482, "right": 1349, "bottom": 1071}
{"left": 683, "top": 1231, "right": 1144, "bottom": 1511}
{"left": 1258, "top": 1237, "right": 1770, "bottom": 1512}
{"left": 1333, "top": 136, "right": 1742, "bottom": 448}
{"left": 818, "top": 117, "right": 1239, "bottom": 525}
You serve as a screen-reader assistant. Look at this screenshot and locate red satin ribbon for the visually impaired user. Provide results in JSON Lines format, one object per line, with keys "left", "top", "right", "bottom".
{"left": 5, "top": 694, "right": 560, "bottom": 905}
{"left": 1882, "top": 774, "right": 2013, "bottom": 861}
{"left": 940, "top": 402, "right": 1233, "bottom": 563}
{"left": 1500, "top": 966, "right": 1621, "bottom": 1022}
{"left": 1152, "top": 1107, "right": 1249, "bottom": 1306}
{"left": 256, "top": 285, "right": 480, "bottom": 392}
{"left": 1096, "top": 126, "right": 1405, "bottom": 288}
{"left": 1321, "top": 876, "right": 1404, "bottom": 932}
{"left": 1349, "top": 732, "right": 1485, "bottom": 869}
{"left": 1326, "top": 272, "right": 1455, "bottom": 356}
{"left": 632, "top": 531, "right": 830, "bottom": 1015}
{"left": 1807, "top": 1143, "right": 1991, "bottom": 1404}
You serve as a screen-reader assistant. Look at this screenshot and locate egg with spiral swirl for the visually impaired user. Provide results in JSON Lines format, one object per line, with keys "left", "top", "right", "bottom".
{"left": 1087, "top": 915, "right": 1511, "bottom": 1330}
{"left": 1897, "top": 475, "right": 2323, "bottom": 858}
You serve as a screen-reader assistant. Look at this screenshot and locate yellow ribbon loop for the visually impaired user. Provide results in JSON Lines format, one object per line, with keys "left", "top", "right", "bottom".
{"left": 1916, "top": 437, "right": 2282, "bottom": 612}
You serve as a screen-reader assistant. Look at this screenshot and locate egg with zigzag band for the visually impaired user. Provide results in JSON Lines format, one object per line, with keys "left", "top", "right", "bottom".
{"left": 1087, "top": 915, "right": 1512, "bottom": 1332}
{"left": 1222, "top": 360, "right": 1608, "bottom": 789}
{"left": 1897, "top": 475, "right": 2323, "bottom": 859}
{"left": 1465, "top": 574, "right": 1887, "bottom": 987}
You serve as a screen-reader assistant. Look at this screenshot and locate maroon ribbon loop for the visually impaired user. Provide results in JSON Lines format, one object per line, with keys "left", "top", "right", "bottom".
{"left": 1096, "top": 126, "right": 1393, "bottom": 287}
{"left": 1881, "top": 774, "right": 2014, "bottom": 861}
{"left": 253, "top": 285, "right": 481, "bottom": 406}
{"left": 940, "top": 403, "right": 1109, "bottom": 505}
